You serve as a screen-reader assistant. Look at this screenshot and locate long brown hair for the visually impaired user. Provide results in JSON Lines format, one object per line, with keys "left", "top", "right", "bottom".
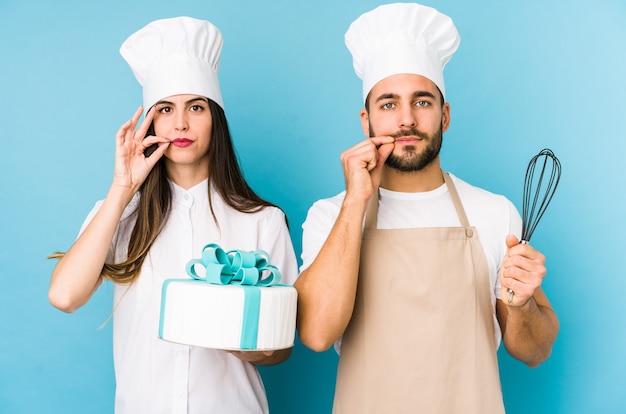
{"left": 53, "top": 99, "right": 278, "bottom": 284}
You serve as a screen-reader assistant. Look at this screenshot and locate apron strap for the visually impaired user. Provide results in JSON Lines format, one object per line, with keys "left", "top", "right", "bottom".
{"left": 443, "top": 172, "right": 472, "bottom": 231}
{"left": 364, "top": 189, "right": 379, "bottom": 230}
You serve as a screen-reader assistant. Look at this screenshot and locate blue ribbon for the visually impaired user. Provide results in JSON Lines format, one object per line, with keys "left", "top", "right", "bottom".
{"left": 185, "top": 243, "right": 282, "bottom": 349}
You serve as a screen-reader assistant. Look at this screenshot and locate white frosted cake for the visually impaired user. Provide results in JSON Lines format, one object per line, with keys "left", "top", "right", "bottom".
{"left": 159, "top": 279, "right": 297, "bottom": 351}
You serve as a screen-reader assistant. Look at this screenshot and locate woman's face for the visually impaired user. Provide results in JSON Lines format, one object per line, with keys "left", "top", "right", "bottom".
{"left": 152, "top": 94, "right": 213, "bottom": 169}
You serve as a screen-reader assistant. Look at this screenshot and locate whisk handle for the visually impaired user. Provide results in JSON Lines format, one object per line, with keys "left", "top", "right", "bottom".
{"left": 507, "top": 239, "right": 530, "bottom": 302}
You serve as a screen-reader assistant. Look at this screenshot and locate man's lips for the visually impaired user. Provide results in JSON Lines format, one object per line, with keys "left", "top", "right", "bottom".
{"left": 394, "top": 136, "right": 422, "bottom": 143}
{"left": 171, "top": 138, "right": 193, "bottom": 148}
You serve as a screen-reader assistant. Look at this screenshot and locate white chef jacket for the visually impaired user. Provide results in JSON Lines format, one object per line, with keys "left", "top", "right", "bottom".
{"left": 81, "top": 179, "right": 298, "bottom": 414}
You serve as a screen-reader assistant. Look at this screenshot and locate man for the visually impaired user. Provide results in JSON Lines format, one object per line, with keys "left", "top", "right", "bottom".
{"left": 294, "top": 3, "right": 559, "bottom": 413}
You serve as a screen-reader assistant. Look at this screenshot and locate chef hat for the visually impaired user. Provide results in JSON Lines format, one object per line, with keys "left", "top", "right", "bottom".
{"left": 120, "top": 16, "right": 224, "bottom": 112}
{"left": 345, "top": 3, "right": 460, "bottom": 103}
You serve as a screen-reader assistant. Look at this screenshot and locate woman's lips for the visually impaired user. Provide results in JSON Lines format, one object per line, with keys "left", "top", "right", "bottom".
{"left": 171, "top": 138, "right": 193, "bottom": 148}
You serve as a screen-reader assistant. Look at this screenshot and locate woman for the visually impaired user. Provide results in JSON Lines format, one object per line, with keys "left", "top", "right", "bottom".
{"left": 48, "top": 16, "right": 298, "bottom": 413}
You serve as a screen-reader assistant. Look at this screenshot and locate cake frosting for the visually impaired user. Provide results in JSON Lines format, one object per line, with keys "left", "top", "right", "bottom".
{"left": 159, "top": 244, "right": 297, "bottom": 351}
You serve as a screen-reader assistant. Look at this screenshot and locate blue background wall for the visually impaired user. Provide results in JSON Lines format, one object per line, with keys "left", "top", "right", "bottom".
{"left": 1, "top": 0, "right": 625, "bottom": 413}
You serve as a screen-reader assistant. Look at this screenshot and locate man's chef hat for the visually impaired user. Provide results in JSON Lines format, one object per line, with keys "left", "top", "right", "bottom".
{"left": 345, "top": 3, "right": 460, "bottom": 103}
{"left": 120, "top": 16, "right": 224, "bottom": 112}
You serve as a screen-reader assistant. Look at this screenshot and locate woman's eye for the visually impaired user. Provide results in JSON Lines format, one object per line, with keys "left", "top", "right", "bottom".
{"left": 157, "top": 106, "right": 171, "bottom": 113}
{"left": 190, "top": 105, "right": 204, "bottom": 112}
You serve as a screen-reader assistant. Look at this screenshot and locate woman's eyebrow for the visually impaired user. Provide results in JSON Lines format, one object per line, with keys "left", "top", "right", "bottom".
{"left": 185, "top": 97, "right": 209, "bottom": 105}
{"left": 154, "top": 97, "right": 209, "bottom": 106}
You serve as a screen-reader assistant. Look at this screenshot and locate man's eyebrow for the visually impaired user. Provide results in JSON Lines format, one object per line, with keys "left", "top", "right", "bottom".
{"left": 374, "top": 93, "right": 400, "bottom": 103}
{"left": 412, "top": 91, "right": 437, "bottom": 99}
{"left": 374, "top": 91, "right": 437, "bottom": 103}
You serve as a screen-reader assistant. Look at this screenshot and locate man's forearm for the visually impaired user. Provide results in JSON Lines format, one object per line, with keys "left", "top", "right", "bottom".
{"left": 295, "top": 197, "right": 368, "bottom": 352}
{"left": 501, "top": 296, "right": 559, "bottom": 367}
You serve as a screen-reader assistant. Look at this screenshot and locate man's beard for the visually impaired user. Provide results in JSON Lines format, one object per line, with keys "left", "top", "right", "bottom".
{"left": 369, "top": 124, "right": 443, "bottom": 172}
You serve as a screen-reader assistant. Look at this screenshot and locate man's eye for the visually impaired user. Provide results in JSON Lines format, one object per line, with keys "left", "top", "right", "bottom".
{"left": 382, "top": 102, "right": 394, "bottom": 109}
{"left": 415, "top": 100, "right": 429, "bottom": 107}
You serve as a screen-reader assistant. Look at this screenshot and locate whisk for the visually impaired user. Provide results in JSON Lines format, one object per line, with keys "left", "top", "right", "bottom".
{"left": 507, "top": 148, "right": 562, "bottom": 303}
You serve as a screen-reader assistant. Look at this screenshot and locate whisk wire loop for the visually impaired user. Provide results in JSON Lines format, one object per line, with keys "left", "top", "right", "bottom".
{"left": 520, "top": 149, "right": 562, "bottom": 243}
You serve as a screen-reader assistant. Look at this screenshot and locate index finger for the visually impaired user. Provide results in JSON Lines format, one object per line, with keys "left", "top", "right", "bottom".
{"left": 134, "top": 106, "right": 156, "bottom": 141}
{"left": 129, "top": 105, "right": 143, "bottom": 131}
{"left": 369, "top": 136, "right": 395, "bottom": 146}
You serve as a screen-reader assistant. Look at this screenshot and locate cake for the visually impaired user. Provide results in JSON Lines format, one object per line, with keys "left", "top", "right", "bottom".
{"left": 158, "top": 244, "right": 297, "bottom": 351}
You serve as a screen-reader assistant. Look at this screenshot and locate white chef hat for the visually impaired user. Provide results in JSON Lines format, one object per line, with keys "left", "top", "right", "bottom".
{"left": 120, "top": 16, "right": 224, "bottom": 113}
{"left": 345, "top": 3, "right": 460, "bottom": 103}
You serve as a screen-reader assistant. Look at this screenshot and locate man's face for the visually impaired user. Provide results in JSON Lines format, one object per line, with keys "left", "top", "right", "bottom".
{"left": 360, "top": 74, "right": 450, "bottom": 172}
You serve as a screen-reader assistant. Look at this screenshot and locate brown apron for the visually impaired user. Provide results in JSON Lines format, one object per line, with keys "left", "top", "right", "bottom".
{"left": 332, "top": 172, "right": 505, "bottom": 414}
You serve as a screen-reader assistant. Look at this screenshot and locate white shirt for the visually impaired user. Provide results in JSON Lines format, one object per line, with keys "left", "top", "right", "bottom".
{"left": 81, "top": 179, "right": 298, "bottom": 414}
{"left": 300, "top": 173, "right": 521, "bottom": 349}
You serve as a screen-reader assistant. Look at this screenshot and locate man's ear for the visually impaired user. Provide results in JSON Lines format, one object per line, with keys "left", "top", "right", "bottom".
{"left": 442, "top": 102, "right": 451, "bottom": 132}
{"left": 359, "top": 108, "right": 370, "bottom": 137}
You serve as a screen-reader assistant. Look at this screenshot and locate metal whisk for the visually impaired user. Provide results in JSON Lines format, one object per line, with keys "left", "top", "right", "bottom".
{"left": 507, "top": 148, "right": 562, "bottom": 303}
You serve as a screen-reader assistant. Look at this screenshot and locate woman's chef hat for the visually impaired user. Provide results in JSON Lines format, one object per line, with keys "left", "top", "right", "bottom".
{"left": 345, "top": 3, "right": 460, "bottom": 103}
{"left": 120, "top": 16, "right": 224, "bottom": 112}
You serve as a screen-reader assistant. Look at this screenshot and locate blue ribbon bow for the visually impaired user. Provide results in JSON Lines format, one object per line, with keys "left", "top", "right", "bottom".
{"left": 186, "top": 243, "right": 282, "bottom": 286}
{"left": 184, "top": 243, "right": 282, "bottom": 349}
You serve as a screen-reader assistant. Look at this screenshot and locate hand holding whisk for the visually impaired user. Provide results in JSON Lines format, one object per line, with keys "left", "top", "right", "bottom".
{"left": 507, "top": 149, "right": 562, "bottom": 304}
